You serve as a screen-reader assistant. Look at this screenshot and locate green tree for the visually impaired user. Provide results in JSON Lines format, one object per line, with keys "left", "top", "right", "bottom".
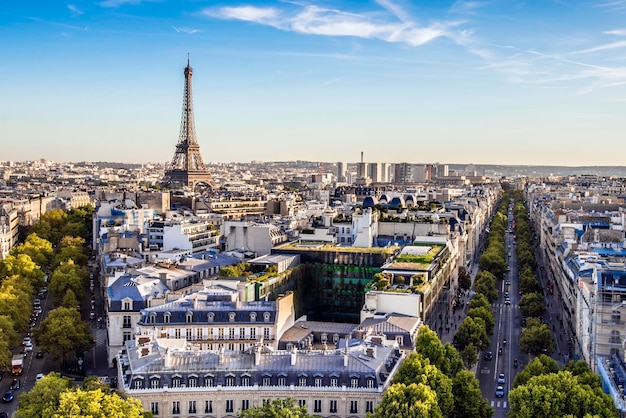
{"left": 373, "top": 382, "right": 443, "bottom": 418}
{"left": 473, "top": 271, "right": 498, "bottom": 302}
{"left": 478, "top": 250, "right": 507, "bottom": 280}
{"left": 49, "top": 259, "right": 85, "bottom": 305}
{"left": 459, "top": 343, "right": 479, "bottom": 369}
{"left": 0, "top": 314, "right": 19, "bottom": 348}
{"left": 414, "top": 326, "right": 463, "bottom": 377}
{"left": 60, "top": 289, "right": 79, "bottom": 309}
{"left": 14, "top": 372, "right": 73, "bottom": 418}
{"left": 508, "top": 371, "right": 618, "bottom": 418}
{"left": 10, "top": 233, "right": 54, "bottom": 268}
{"left": 54, "top": 236, "right": 88, "bottom": 268}
{"left": 563, "top": 359, "right": 602, "bottom": 388}
{"left": 53, "top": 388, "right": 148, "bottom": 418}
{"left": 519, "top": 292, "right": 547, "bottom": 318}
{"left": 238, "top": 398, "right": 314, "bottom": 418}
{"left": 467, "top": 306, "right": 495, "bottom": 335}
{"left": 0, "top": 275, "right": 33, "bottom": 333}
{"left": 392, "top": 353, "right": 454, "bottom": 416}
{"left": 34, "top": 307, "right": 92, "bottom": 362}
{"left": 454, "top": 316, "right": 490, "bottom": 351}
{"left": 0, "top": 253, "right": 45, "bottom": 289}
{"left": 451, "top": 370, "right": 494, "bottom": 418}
{"left": 468, "top": 293, "right": 491, "bottom": 311}
{"left": 512, "top": 354, "right": 559, "bottom": 388}
{"left": 458, "top": 266, "right": 472, "bottom": 291}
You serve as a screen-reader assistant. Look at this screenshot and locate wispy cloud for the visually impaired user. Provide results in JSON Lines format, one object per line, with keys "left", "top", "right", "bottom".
{"left": 67, "top": 4, "right": 84, "bottom": 17}
{"left": 99, "top": 0, "right": 146, "bottom": 8}
{"left": 449, "top": 0, "right": 486, "bottom": 15}
{"left": 603, "top": 28, "right": 626, "bottom": 36}
{"left": 596, "top": 0, "right": 626, "bottom": 13}
{"left": 204, "top": 2, "right": 464, "bottom": 48}
{"left": 568, "top": 40, "right": 626, "bottom": 55}
{"left": 170, "top": 24, "right": 200, "bottom": 35}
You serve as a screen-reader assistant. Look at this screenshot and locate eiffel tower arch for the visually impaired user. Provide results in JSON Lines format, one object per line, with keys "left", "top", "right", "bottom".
{"left": 163, "top": 59, "right": 215, "bottom": 190}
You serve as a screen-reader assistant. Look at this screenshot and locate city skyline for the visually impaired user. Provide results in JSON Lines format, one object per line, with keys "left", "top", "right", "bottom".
{"left": 2, "top": 1, "right": 626, "bottom": 166}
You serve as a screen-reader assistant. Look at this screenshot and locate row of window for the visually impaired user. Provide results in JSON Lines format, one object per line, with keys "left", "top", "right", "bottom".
{"left": 134, "top": 374, "right": 377, "bottom": 389}
{"left": 128, "top": 325, "right": 273, "bottom": 341}
{"left": 150, "top": 398, "right": 375, "bottom": 415}
{"left": 142, "top": 311, "right": 273, "bottom": 323}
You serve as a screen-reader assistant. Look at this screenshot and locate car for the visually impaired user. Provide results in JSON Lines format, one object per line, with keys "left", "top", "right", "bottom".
{"left": 10, "top": 379, "right": 20, "bottom": 390}
{"left": 33, "top": 298, "right": 41, "bottom": 306}
{"left": 2, "top": 390, "right": 14, "bottom": 403}
{"left": 504, "top": 298, "right": 511, "bottom": 305}
{"left": 36, "top": 350, "right": 44, "bottom": 358}
{"left": 22, "top": 337, "right": 31, "bottom": 346}
{"left": 495, "top": 386, "right": 505, "bottom": 398}
{"left": 505, "top": 280, "right": 511, "bottom": 285}
{"left": 483, "top": 351, "right": 493, "bottom": 360}
{"left": 24, "top": 342, "right": 33, "bottom": 352}
{"left": 36, "top": 373, "right": 44, "bottom": 381}
{"left": 497, "top": 373, "right": 506, "bottom": 384}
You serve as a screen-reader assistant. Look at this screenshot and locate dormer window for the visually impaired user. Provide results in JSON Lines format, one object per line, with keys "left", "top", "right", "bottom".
{"left": 149, "top": 312, "right": 156, "bottom": 324}
{"left": 263, "top": 312, "right": 271, "bottom": 322}
{"left": 164, "top": 313, "right": 171, "bottom": 324}
{"left": 250, "top": 312, "right": 256, "bottom": 322}
{"left": 229, "top": 312, "right": 236, "bottom": 322}
{"left": 123, "top": 300, "right": 131, "bottom": 311}
{"left": 208, "top": 312, "right": 215, "bottom": 322}
{"left": 186, "top": 312, "right": 193, "bottom": 323}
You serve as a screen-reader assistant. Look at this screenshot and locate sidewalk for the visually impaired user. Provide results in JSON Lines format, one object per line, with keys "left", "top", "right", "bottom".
{"left": 439, "top": 263, "right": 479, "bottom": 345}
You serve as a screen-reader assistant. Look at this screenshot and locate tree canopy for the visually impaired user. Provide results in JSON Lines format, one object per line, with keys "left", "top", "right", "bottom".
{"left": 34, "top": 306, "right": 92, "bottom": 361}
{"left": 238, "top": 398, "right": 314, "bottom": 418}
{"left": 374, "top": 382, "right": 443, "bottom": 418}
{"left": 509, "top": 371, "right": 618, "bottom": 418}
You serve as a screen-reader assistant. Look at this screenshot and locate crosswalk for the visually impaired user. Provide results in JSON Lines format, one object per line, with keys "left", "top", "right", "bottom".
{"left": 492, "top": 303, "right": 515, "bottom": 308}
{"left": 491, "top": 400, "right": 508, "bottom": 408}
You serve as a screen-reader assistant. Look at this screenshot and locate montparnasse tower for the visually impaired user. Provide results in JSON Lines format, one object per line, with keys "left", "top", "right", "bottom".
{"left": 163, "top": 57, "right": 215, "bottom": 189}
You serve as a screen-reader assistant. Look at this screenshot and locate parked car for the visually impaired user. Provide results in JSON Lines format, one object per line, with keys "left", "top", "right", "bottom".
{"left": 36, "top": 373, "right": 44, "bottom": 381}
{"left": 483, "top": 351, "right": 493, "bottom": 360}
{"left": 2, "top": 390, "right": 14, "bottom": 402}
{"left": 22, "top": 337, "right": 31, "bottom": 346}
{"left": 10, "top": 379, "right": 20, "bottom": 390}
{"left": 24, "top": 342, "right": 33, "bottom": 352}
{"left": 36, "top": 350, "right": 44, "bottom": 359}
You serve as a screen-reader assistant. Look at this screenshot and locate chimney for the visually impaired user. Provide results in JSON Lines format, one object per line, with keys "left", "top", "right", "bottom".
{"left": 290, "top": 346, "right": 297, "bottom": 366}
{"left": 255, "top": 342, "right": 262, "bottom": 366}
{"left": 218, "top": 346, "right": 225, "bottom": 365}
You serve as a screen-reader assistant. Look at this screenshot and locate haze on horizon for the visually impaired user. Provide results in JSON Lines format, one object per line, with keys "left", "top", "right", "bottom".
{"left": 2, "top": 1, "right": 626, "bottom": 166}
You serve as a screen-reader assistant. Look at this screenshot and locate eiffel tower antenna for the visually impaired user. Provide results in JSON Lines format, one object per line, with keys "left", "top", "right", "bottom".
{"left": 163, "top": 58, "right": 215, "bottom": 189}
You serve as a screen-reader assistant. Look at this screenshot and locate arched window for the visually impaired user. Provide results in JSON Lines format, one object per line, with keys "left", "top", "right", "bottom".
{"left": 250, "top": 312, "right": 257, "bottom": 322}
{"left": 186, "top": 311, "right": 193, "bottom": 323}
{"left": 263, "top": 312, "right": 271, "bottom": 322}
{"left": 208, "top": 312, "right": 215, "bottom": 322}
{"left": 229, "top": 312, "right": 236, "bottom": 322}
{"left": 163, "top": 313, "right": 171, "bottom": 324}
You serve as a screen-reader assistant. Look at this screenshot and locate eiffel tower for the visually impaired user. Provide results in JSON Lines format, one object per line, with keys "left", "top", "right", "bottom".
{"left": 163, "top": 58, "right": 215, "bottom": 189}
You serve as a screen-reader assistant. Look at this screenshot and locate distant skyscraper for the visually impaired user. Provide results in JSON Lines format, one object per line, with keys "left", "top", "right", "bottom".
{"left": 163, "top": 58, "right": 215, "bottom": 189}
{"left": 336, "top": 162, "right": 347, "bottom": 182}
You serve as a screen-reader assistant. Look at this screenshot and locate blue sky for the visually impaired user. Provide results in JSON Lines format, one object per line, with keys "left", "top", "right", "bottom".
{"left": 2, "top": 1, "right": 626, "bottom": 166}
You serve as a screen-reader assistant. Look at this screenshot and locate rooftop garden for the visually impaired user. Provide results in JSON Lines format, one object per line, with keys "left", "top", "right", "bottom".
{"left": 389, "top": 244, "right": 443, "bottom": 268}
{"left": 278, "top": 242, "right": 398, "bottom": 255}
{"left": 219, "top": 263, "right": 279, "bottom": 282}
{"left": 365, "top": 272, "right": 429, "bottom": 294}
